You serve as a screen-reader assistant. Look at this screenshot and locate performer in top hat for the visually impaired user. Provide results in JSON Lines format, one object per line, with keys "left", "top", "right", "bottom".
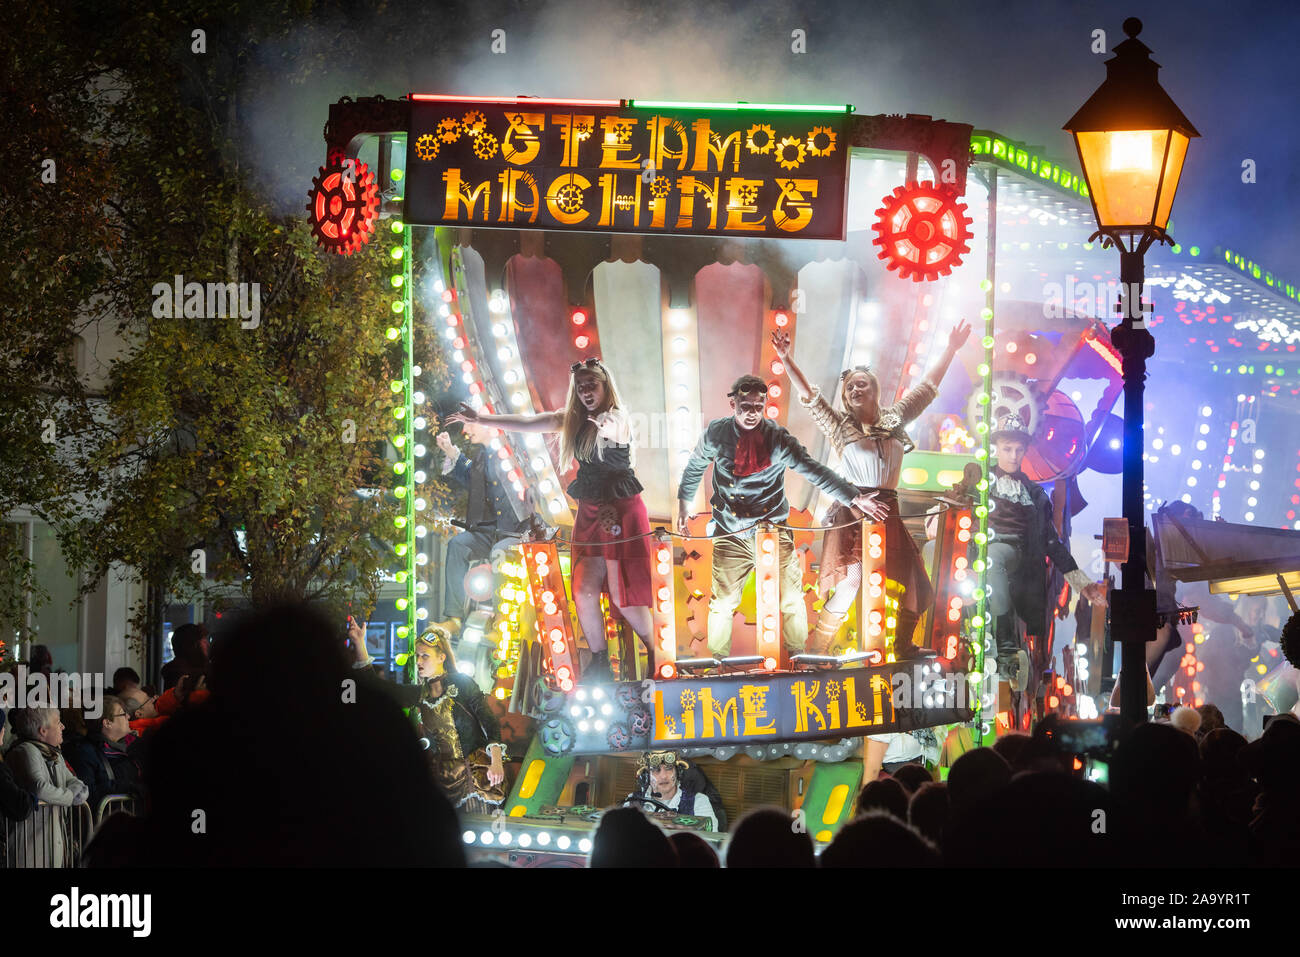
{"left": 773, "top": 321, "right": 970, "bottom": 658}
{"left": 986, "top": 413, "right": 1107, "bottom": 691}
{"left": 676, "top": 374, "right": 885, "bottom": 658}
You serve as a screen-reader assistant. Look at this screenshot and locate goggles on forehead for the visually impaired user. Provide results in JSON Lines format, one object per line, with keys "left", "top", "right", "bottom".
{"left": 571, "top": 356, "right": 603, "bottom": 373}
{"left": 840, "top": 365, "right": 874, "bottom": 381}
{"left": 643, "top": 750, "right": 681, "bottom": 770}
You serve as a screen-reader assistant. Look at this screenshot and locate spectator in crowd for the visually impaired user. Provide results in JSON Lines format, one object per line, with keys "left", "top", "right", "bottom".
{"left": 589, "top": 807, "right": 678, "bottom": 868}
{"left": 29, "top": 644, "right": 53, "bottom": 680}
{"left": 94, "top": 602, "right": 465, "bottom": 866}
{"left": 946, "top": 747, "right": 1011, "bottom": 816}
{"left": 670, "top": 831, "right": 720, "bottom": 868}
{"left": 1109, "top": 721, "right": 1203, "bottom": 866}
{"left": 820, "top": 811, "right": 940, "bottom": 867}
{"left": 725, "top": 807, "right": 815, "bottom": 868}
{"left": 6, "top": 707, "right": 90, "bottom": 866}
{"left": 1196, "top": 727, "right": 1255, "bottom": 865}
{"left": 857, "top": 778, "right": 908, "bottom": 821}
{"left": 1170, "top": 705, "right": 1202, "bottom": 737}
{"left": 160, "top": 623, "right": 209, "bottom": 691}
{"left": 113, "top": 667, "right": 142, "bottom": 698}
{"left": 991, "top": 732, "right": 1033, "bottom": 771}
{"left": 945, "top": 771, "right": 1115, "bottom": 867}
{"left": 1196, "top": 703, "right": 1226, "bottom": 740}
{"left": 59, "top": 706, "right": 88, "bottom": 757}
{"left": 890, "top": 762, "right": 933, "bottom": 795}
{"left": 908, "top": 781, "right": 950, "bottom": 849}
{"left": 0, "top": 708, "right": 36, "bottom": 822}
{"left": 68, "top": 695, "right": 145, "bottom": 812}
{"left": 1240, "top": 714, "right": 1300, "bottom": 865}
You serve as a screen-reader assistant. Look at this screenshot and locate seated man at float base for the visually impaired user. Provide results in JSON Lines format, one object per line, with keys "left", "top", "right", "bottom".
{"left": 985, "top": 414, "right": 1107, "bottom": 692}
{"left": 634, "top": 750, "right": 719, "bottom": 831}
{"left": 676, "top": 375, "right": 882, "bottom": 658}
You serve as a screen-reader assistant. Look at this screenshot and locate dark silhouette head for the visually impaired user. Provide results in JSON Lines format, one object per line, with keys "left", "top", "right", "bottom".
{"left": 117, "top": 602, "right": 464, "bottom": 867}
{"left": 820, "top": 811, "right": 940, "bottom": 868}
{"left": 857, "top": 777, "right": 908, "bottom": 820}
{"left": 589, "top": 807, "right": 678, "bottom": 868}
{"left": 1199, "top": 727, "right": 1247, "bottom": 784}
{"left": 30, "top": 644, "right": 53, "bottom": 675}
{"left": 725, "top": 807, "right": 814, "bottom": 868}
{"left": 1240, "top": 715, "right": 1300, "bottom": 790}
{"left": 946, "top": 771, "right": 1115, "bottom": 866}
{"left": 1110, "top": 721, "right": 1200, "bottom": 810}
{"left": 1195, "top": 703, "right": 1225, "bottom": 738}
{"left": 947, "top": 747, "right": 1011, "bottom": 814}
{"left": 170, "top": 623, "right": 209, "bottom": 665}
{"left": 669, "top": 831, "right": 720, "bottom": 868}
{"left": 991, "top": 732, "right": 1033, "bottom": 771}
{"left": 908, "top": 781, "right": 950, "bottom": 848}
{"left": 890, "top": 762, "right": 934, "bottom": 795}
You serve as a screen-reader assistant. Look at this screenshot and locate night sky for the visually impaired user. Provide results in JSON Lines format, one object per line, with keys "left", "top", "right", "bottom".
{"left": 243, "top": 0, "right": 1300, "bottom": 277}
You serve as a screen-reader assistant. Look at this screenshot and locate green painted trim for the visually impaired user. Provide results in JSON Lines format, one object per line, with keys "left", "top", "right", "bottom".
{"left": 504, "top": 734, "right": 577, "bottom": 816}
{"left": 802, "top": 760, "right": 865, "bottom": 840}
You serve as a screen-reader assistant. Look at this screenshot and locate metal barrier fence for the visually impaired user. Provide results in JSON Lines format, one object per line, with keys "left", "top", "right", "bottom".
{"left": 2, "top": 802, "right": 94, "bottom": 868}
{"left": 2, "top": 794, "right": 139, "bottom": 868}
{"left": 95, "top": 793, "right": 140, "bottom": 824}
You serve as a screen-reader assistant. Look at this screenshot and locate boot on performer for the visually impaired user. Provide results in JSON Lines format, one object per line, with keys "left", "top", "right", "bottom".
{"left": 808, "top": 609, "right": 848, "bottom": 656}
{"left": 892, "top": 609, "right": 937, "bottom": 660}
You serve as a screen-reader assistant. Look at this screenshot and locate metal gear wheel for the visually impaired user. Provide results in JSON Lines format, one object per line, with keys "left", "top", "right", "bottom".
{"left": 305, "top": 159, "right": 380, "bottom": 255}
{"left": 966, "top": 373, "right": 1043, "bottom": 438}
{"left": 414, "top": 133, "right": 439, "bottom": 161}
{"left": 472, "top": 132, "right": 499, "bottom": 159}
{"left": 872, "top": 181, "right": 973, "bottom": 282}
{"left": 437, "top": 117, "right": 461, "bottom": 143}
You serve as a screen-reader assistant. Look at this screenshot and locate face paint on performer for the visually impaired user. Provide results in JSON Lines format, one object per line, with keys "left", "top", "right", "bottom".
{"left": 648, "top": 761, "right": 679, "bottom": 801}
{"left": 574, "top": 371, "right": 606, "bottom": 413}
{"left": 994, "top": 437, "right": 1028, "bottom": 475}
{"left": 730, "top": 393, "right": 766, "bottom": 431}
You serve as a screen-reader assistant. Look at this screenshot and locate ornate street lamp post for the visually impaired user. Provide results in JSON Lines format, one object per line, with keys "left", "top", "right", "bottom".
{"left": 1064, "top": 18, "right": 1199, "bottom": 724}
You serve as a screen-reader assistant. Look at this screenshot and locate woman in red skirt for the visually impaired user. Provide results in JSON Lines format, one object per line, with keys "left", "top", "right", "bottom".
{"left": 448, "top": 357, "right": 653, "bottom": 682}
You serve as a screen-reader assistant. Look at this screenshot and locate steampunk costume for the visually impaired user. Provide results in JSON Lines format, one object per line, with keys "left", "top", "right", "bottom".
{"left": 677, "top": 381, "right": 861, "bottom": 657}
{"left": 441, "top": 444, "right": 527, "bottom": 620}
{"left": 986, "top": 415, "right": 1093, "bottom": 679}
{"left": 415, "top": 671, "right": 507, "bottom": 813}
{"left": 567, "top": 407, "right": 653, "bottom": 609}
{"left": 800, "top": 379, "right": 939, "bottom": 656}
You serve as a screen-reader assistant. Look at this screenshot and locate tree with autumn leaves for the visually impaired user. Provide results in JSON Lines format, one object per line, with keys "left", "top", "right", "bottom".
{"left": 3, "top": 1, "right": 449, "bottom": 655}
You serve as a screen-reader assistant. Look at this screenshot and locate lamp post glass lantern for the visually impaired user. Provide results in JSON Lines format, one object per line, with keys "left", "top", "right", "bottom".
{"left": 1063, "top": 17, "right": 1198, "bottom": 725}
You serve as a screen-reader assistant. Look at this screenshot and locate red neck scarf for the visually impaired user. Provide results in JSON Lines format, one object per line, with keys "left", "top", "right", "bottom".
{"left": 734, "top": 423, "right": 771, "bottom": 477}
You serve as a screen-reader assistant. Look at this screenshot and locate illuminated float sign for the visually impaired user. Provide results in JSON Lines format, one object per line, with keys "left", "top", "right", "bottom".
{"left": 550, "top": 663, "right": 974, "bottom": 755}
{"left": 404, "top": 98, "right": 852, "bottom": 240}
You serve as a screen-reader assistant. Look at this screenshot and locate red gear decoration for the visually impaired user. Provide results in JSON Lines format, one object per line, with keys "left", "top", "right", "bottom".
{"left": 306, "top": 160, "right": 380, "bottom": 255}
{"left": 872, "top": 181, "right": 973, "bottom": 282}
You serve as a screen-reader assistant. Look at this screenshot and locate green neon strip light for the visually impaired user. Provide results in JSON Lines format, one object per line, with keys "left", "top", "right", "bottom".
{"left": 974, "top": 292, "right": 993, "bottom": 747}
{"left": 403, "top": 227, "right": 416, "bottom": 641}
{"left": 970, "top": 130, "right": 1089, "bottom": 201}
{"left": 629, "top": 99, "right": 852, "bottom": 112}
